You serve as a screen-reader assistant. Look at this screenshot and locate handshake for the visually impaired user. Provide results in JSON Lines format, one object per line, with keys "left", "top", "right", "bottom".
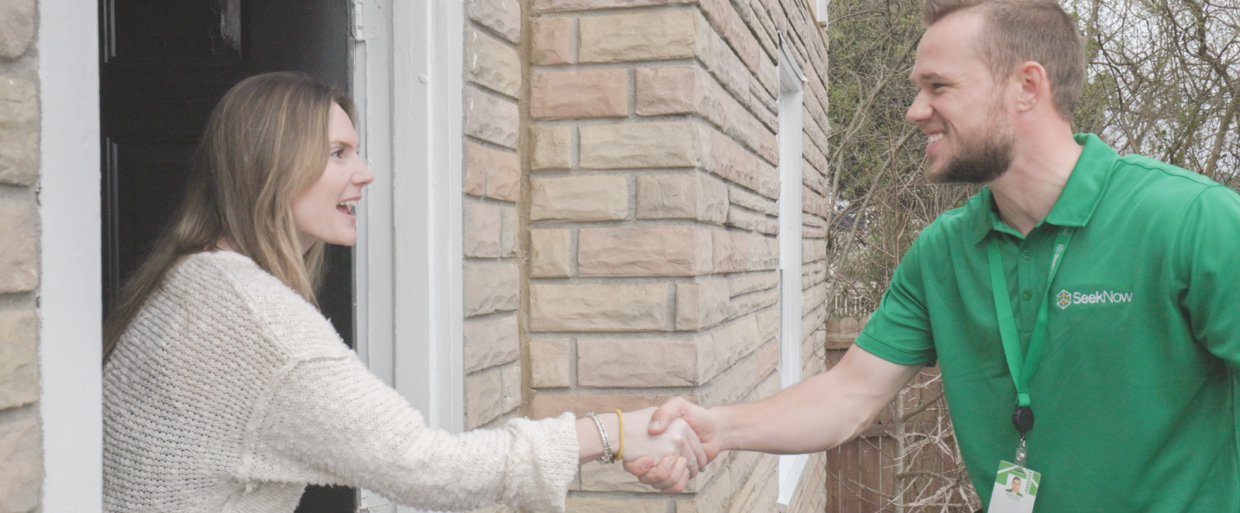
{"left": 579, "top": 398, "right": 717, "bottom": 494}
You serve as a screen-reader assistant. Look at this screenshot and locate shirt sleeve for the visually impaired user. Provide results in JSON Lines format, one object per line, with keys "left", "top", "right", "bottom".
{"left": 1181, "top": 185, "right": 1240, "bottom": 371}
{"left": 243, "top": 352, "right": 579, "bottom": 513}
{"left": 854, "top": 236, "right": 938, "bottom": 366}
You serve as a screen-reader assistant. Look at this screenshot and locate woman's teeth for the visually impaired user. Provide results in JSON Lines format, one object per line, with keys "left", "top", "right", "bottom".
{"left": 338, "top": 200, "right": 358, "bottom": 214}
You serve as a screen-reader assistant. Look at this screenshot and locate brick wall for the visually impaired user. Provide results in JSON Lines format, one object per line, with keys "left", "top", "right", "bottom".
{"left": 462, "top": 0, "right": 526, "bottom": 438}
{"left": 0, "top": 0, "right": 42, "bottom": 511}
{"left": 520, "top": 0, "right": 832, "bottom": 511}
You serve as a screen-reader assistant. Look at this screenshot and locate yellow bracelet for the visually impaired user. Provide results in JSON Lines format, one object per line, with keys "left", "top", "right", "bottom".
{"left": 614, "top": 409, "right": 625, "bottom": 461}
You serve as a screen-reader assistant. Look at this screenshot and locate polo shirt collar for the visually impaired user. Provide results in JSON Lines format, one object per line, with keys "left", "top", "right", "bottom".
{"left": 969, "top": 133, "right": 1116, "bottom": 244}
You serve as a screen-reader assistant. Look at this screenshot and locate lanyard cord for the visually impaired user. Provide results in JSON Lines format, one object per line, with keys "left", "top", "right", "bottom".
{"left": 986, "top": 227, "right": 1075, "bottom": 430}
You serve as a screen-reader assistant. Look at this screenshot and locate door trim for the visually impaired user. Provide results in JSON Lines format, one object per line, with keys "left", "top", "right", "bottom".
{"left": 352, "top": 0, "right": 466, "bottom": 453}
{"left": 39, "top": 0, "right": 104, "bottom": 509}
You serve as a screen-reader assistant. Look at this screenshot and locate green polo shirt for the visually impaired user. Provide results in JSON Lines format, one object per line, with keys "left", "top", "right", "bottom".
{"left": 856, "top": 134, "right": 1240, "bottom": 511}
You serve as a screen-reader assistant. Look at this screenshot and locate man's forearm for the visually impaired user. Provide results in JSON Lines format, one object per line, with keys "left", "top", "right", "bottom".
{"left": 712, "top": 345, "right": 922, "bottom": 455}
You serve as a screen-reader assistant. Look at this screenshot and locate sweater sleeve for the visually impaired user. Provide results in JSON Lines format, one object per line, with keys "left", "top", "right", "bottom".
{"left": 243, "top": 352, "right": 579, "bottom": 513}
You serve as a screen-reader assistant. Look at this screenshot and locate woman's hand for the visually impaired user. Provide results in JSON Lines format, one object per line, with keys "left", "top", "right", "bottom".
{"left": 617, "top": 407, "right": 706, "bottom": 493}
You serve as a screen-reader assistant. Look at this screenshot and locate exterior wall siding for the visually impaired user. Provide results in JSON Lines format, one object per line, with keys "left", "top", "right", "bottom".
{"left": 463, "top": 0, "right": 527, "bottom": 439}
{"left": 0, "top": 0, "right": 42, "bottom": 511}
{"left": 516, "top": 0, "right": 831, "bottom": 510}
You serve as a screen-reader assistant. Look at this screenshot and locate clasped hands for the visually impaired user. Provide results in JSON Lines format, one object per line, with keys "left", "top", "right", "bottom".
{"left": 617, "top": 399, "right": 718, "bottom": 493}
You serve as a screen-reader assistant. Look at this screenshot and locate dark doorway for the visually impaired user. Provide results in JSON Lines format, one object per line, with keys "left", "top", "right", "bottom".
{"left": 99, "top": 1, "right": 355, "bottom": 510}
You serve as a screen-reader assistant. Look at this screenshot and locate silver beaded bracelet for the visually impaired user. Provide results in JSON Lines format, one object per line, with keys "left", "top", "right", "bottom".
{"left": 587, "top": 412, "right": 615, "bottom": 464}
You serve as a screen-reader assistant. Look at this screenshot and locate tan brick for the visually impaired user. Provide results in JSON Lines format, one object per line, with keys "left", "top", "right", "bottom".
{"left": 530, "top": 337, "right": 571, "bottom": 388}
{"left": 532, "top": 17, "right": 572, "bottom": 65}
{"left": 467, "top": 29, "right": 521, "bottom": 98}
{"left": 636, "top": 173, "right": 728, "bottom": 224}
{"left": 529, "top": 282, "right": 669, "bottom": 332}
{"left": 704, "top": 130, "right": 759, "bottom": 192}
{"left": 676, "top": 276, "right": 730, "bottom": 330}
{"left": 0, "top": 0, "right": 35, "bottom": 59}
{"left": 579, "top": 10, "right": 700, "bottom": 63}
{"left": 465, "top": 87, "right": 519, "bottom": 149}
{"left": 577, "top": 226, "right": 711, "bottom": 276}
{"left": 580, "top": 121, "right": 699, "bottom": 169}
{"left": 757, "top": 305, "right": 779, "bottom": 342}
{"left": 635, "top": 67, "right": 695, "bottom": 116}
{"left": 755, "top": 338, "right": 780, "bottom": 384}
{"left": 530, "top": 392, "right": 674, "bottom": 420}
{"left": 726, "top": 205, "right": 777, "bottom": 235}
{"left": 531, "top": 69, "right": 628, "bottom": 119}
{"left": 463, "top": 147, "right": 487, "bottom": 197}
{"left": 758, "top": 160, "right": 779, "bottom": 200}
{"left": 0, "top": 311, "right": 38, "bottom": 410}
{"left": 712, "top": 230, "right": 750, "bottom": 274}
{"left": 0, "top": 200, "right": 37, "bottom": 294}
{"left": 566, "top": 495, "right": 669, "bottom": 512}
{"left": 530, "top": 125, "right": 573, "bottom": 170}
{"left": 727, "top": 271, "right": 778, "bottom": 297}
{"left": 0, "top": 77, "right": 39, "bottom": 186}
{"left": 530, "top": 229, "right": 572, "bottom": 278}
{"left": 0, "top": 405, "right": 40, "bottom": 512}
{"left": 463, "top": 202, "right": 502, "bottom": 258}
{"left": 709, "top": 315, "right": 761, "bottom": 379}
{"left": 696, "top": 27, "right": 749, "bottom": 101}
{"left": 729, "top": 184, "right": 778, "bottom": 216}
{"left": 750, "top": 234, "right": 779, "bottom": 271}
{"left": 464, "top": 314, "right": 519, "bottom": 373}
{"left": 578, "top": 336, "right": 702, "bottom": 387}
{"left": 465, "top": 368, "right": 504, "bottom": 429}
{"left": 463, "top": 261, "right": 519, "bottom": 316}
{"left": 500, "top": 206, "right": 518, "bottom": 258}
{"left": 699, "top": 0, "right": 760, "bottom": 72}
{"left": 500, "top": 362, "right": 521, "bottom": 413}
{"left": 467, "top": 0, "right": 521, "bottom": 44}
{"left": 530, "top": 175, "right": 628, "bottom": 221}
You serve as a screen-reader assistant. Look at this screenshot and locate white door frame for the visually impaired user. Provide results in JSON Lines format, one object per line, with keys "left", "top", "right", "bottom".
{"left": 352, "top": 0, "right": 465, "bottom": 509}
{"left": 38, "top": 0, "right": 103, "bottom": 510}
{"left": 775, "top": 32, "right": 810, "bottom": 510}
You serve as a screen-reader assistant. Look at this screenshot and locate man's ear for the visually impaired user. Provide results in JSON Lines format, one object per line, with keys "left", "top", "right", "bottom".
{"left": 1015, "top": 61, "right": 1049, "bottom": 113}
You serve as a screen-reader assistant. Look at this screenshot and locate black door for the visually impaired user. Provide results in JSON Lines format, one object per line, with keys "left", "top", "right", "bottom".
{"left": 100, "top": 1, "right": 355, "bottom": 511}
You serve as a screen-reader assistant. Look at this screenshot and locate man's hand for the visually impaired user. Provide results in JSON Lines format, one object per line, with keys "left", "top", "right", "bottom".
{"left": 617, "top": 407, "right": 706, "bottom": 493}
{"left": 623, "top": 397, "right": 721, "bottom": 492}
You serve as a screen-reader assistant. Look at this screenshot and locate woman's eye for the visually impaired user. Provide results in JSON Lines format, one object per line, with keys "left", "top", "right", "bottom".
{"left": 332, "top": 149, "right": 345, "bottom": 158}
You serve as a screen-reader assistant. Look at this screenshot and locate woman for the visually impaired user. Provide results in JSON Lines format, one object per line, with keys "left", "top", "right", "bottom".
{"left": 102, "top": 72, "right": 704, "bottom": 512}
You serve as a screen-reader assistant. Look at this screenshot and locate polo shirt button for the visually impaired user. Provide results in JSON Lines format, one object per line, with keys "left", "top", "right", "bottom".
{"left": 1022, "top": 250, "right": 1032, "bottom": 259}
{"left": 1022, "top": 289, "right": 1033, "bottom": 301}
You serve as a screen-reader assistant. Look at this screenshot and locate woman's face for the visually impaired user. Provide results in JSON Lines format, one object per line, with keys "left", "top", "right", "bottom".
{"left": 291, "top": 103, "right": 373, "bottom": 251}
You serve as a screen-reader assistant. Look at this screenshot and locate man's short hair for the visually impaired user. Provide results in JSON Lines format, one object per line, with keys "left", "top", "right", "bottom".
{"left": 923, "top": 0, "right": 1086, "bottom": 119}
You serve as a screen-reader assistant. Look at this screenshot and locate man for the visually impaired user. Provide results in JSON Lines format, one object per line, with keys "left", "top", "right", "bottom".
{"left": 1007, "top": 476, "right": 1023, "bottom": 497}
{"left": 628, "top": 0, "right": 1240, "bottom": 510}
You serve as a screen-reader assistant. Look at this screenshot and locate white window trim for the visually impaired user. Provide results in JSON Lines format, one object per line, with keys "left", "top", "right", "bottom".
{"left": 776, "top": 33, "right": 810, "bottom": 510}
{"left": 38, "top": 0, "right": 104, "bottom": 510}
{"left": 814, "top": 0, "right": 830, "bottom": 27}
{"left": 353, "top": 1, "right": 465, "bottom": 511}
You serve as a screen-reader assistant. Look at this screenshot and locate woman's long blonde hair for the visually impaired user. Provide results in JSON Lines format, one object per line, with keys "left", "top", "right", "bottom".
{"left": 103, "top": 72, "right": 355, "bottom": 362}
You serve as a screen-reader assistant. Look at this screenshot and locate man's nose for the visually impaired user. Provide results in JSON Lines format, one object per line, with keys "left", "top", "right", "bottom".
{"left": 906, "top": 91, "right": 931, "bottom": 124}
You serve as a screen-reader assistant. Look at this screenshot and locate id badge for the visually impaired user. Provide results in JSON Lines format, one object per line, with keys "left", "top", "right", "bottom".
{"left": 987, "top": 460, "right": 1040, "bottom": 513}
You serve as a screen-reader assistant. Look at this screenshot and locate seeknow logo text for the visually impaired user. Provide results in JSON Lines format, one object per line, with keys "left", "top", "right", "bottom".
{"left": 1056, "top": 289, "right": 1132, "bottom": 310}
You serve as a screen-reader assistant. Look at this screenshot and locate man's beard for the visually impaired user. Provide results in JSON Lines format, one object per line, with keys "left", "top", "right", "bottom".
{"left": 931, "top": 116, "right": 1016, "bottom": 184}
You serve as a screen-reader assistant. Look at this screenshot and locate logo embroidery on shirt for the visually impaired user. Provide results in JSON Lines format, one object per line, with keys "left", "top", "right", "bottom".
{"left": 1056, "top": 289, "right": 1133, "bottom": 309}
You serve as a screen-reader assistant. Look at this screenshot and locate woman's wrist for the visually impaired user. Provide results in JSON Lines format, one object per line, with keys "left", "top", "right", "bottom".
{"left": 576, "top": 413, "right": 620, "bottom": 464}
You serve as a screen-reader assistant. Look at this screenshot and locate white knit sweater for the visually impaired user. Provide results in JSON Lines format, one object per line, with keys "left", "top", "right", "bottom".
{"left": 103, "top": 251, "right": 579, "bottom": 513}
